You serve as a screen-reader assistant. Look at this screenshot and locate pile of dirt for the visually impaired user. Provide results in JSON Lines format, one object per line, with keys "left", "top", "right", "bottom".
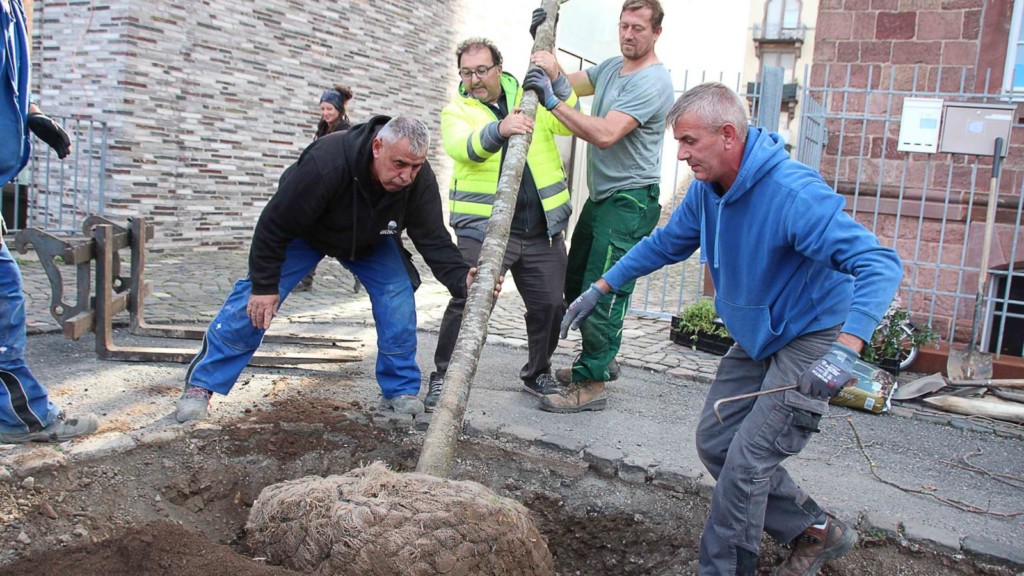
{"left": 0, "top": 393, "right": 1020, "bottom": 576}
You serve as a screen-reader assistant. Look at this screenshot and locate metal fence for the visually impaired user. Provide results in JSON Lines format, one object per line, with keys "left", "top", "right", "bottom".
{"left": 627, "top": 71, "right": 767, "bottom": 319}
{"left": 623, "top": 64, "right": 1023, "bottom": 361}
{"left": 798, "top": 64, "right": 1023, "bottom": 358}
{"left": 2, "top": 117, "right": 109, "bottom": 233}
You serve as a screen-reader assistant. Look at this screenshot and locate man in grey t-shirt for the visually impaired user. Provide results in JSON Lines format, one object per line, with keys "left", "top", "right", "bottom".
{"left": 525, "top": 0, "right": 674, "bottom": 413}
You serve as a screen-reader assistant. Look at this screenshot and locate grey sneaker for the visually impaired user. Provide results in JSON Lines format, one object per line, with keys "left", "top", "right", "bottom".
{"left": 522, "top": 373, "right": 561, "bottom": 397}
{"left": 423, "top": 372, "right": 444, "bottom": 412}
{"left": 0, "top": 411, "right": 99, "bottom": 444}
{"left": 772, "top": 514, "right": 858, "bottom": 576}
{"left": 176, "top": 384, "right": 213, "bottom": 423}
{"left": 380, "top": 394, "right": 424, "bottom": 415}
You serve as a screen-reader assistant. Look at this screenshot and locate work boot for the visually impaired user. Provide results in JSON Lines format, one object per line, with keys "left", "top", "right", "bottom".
{"left": 540, "top": 381, "right": 607, "bottom": 413}
{"left": 0, "top": 411, "right": 99, "bottom": 444}
{"left": 423, "top": 372, "right": 444, "bottom": 412}
{"left": 380, "top": 394, "right": 424, "bottom": 415}
{"left": 555, "top": 358, "right": 620, "bottom": 385}
{"left": 176, "top": 384, "right": 213, "bottom": 423}
{"left": 522, "top": 373, "right": 561, "bottom": 398}
{"left": 772, "top": 514, "right": 858, "bottom": 576}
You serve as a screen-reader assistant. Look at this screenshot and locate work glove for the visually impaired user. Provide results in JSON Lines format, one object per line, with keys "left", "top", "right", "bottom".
{"left": 523, "top": 68, "right": 560, "bottom": 111}
{"left": 797, "top": 342, "right": 859, "bottom": 401}
{"left": 27, "top": 112, "right": 71, "bottom": 159}
{"left": 560, "top": 283, "right": 604, "bottom": 338}
{"left": 529, "top": 8, "right": 546, "bottom": 39}
{"left": 552, "top": 74, "right": 572, "bottom": 101}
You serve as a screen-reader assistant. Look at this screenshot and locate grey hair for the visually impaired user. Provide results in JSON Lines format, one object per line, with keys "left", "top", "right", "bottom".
{"left": 667, "top": 82, "right": 749, "bottom": 140}
{"left": 378, "top": 117, "right": 430, "bottom": 156}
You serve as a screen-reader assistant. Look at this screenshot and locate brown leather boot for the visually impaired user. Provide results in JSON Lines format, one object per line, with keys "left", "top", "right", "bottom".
{"left": 539, "top": 381, "right": 607, "bottom": 413}
{"left": 772, "top": 514, "right": 857, "bottom": 576}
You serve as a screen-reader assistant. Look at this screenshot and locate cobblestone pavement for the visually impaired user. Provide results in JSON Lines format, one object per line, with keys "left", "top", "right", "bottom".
{"left": 13, "top": 246, "right": 723, "bottom": 382}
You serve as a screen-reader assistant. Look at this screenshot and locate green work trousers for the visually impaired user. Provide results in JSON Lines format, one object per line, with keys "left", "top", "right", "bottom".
{"left": 565, "top": 184, "right": 661, "bottom": 382}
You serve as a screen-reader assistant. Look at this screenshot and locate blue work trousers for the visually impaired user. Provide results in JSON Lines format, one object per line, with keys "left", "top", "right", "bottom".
{"left": 185, "top": 237, "right": 420, "bottom": 399}
{"left": 0, "top": 241, "right": 61, "bottom": 433}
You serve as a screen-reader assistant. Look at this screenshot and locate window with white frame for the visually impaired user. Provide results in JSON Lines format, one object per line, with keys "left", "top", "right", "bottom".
{"left": 1004, "top": 0, "right": 1024, "bottom": 94}
{"left": 764, "top": 0, "right": 802, "bottom": 39}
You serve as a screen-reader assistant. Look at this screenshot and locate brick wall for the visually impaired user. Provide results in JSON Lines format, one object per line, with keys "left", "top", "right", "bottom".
{"left": 812, "top": 0, "right": 1024, "bottom": 342}
{"left": 29, "top": 0, "right": 526, "bottom": 253}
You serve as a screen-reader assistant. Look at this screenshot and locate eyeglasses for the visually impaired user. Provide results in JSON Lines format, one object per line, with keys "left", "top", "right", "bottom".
{"left": 458, "top": 64, "right": 498, "bottom": 80}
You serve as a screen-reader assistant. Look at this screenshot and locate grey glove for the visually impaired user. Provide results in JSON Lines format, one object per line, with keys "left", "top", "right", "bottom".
{"left": 552, "top": 74, "right": 571, "bottom": 101}
{"left": 27, "top": 112, "right": 71, "bottom": 159}
{"left": 529, "top": 8, "right": 546, "bottom": 39}
{"left": 797, "top": 342, "right": 858, "bottom": 401}
{"left": 523, "top": 68, "right": 559, "bottom": 111}
{"left": 560, "top": 283, "right": 605, "bottom": 338}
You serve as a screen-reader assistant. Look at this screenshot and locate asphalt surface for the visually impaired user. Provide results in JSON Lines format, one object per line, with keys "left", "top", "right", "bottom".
{"left": 5, "top": 246, "right": 1024, "bottom": 566}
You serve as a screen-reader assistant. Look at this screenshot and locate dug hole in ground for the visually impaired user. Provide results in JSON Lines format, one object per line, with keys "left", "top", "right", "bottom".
{"left": 0, "top": 329, "right": 1021, "bottom": 576}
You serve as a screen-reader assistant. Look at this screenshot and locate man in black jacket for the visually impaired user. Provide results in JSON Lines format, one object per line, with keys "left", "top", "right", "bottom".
{"left": 177, "top": 116, "right": 477, "bottom": 422}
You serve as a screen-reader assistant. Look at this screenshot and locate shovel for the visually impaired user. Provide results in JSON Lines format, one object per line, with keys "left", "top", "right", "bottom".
{"left": 947, "top": 138, "right": 1004, "bottom": 381}
{"left": 891, "top": 372, "right": 1024, "bottom": 401}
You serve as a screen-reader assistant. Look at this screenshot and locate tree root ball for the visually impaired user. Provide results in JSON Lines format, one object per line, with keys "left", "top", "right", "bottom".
{"left": 246, "top": 461, "right": 555, "bottom": 575}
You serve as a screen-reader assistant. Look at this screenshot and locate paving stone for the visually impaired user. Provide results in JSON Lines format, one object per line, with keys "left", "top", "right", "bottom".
{"left": 1, "top": 448, "right": 68, "bottom": 478}
{"left": 463, "top": 415, "right": 502, "bottom": 438}
{"left": 534, "top": 433, "right": 586, "bottom": 455}
{"left": 414, "top": 413, "right": 432, "bottom": 432}
{"left": 66, "top": 433, "right": 137, "bottom": 460}
{"left": 497, "top": 424, "right": 544, "bottom": 443}
{"left": 618, "top": 456, "right": 658, "bottom": 484}
{"left": 902, "top": 519, "right": 962, "bottom": 552}
{"left": 861, "top": 511, "right": 901, "bottom": 539}
{"left": 651, "top": 464, "right": 706, "bottom": 495}
{"left": 130, "top": 428, "right": 182, "bottom": 446}
{"left": 583, "top": 444, "right": 624, "bottom": 478}
{"left": 962, "top": 535, "right": 1024, "bottom": 566}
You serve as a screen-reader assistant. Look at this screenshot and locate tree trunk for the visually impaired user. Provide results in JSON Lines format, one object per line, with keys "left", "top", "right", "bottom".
{"left": 417, "top": 0, "right": 564, "bottom": 478}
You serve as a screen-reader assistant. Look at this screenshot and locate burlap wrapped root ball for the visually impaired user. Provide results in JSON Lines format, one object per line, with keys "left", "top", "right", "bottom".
{"left": 246, "top": 461, "right": 555, "bottom": 575}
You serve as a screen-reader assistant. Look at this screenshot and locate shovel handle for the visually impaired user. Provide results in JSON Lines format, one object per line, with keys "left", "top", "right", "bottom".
{"left": 948, "top": 378, "right": 1024, "bottom": 388}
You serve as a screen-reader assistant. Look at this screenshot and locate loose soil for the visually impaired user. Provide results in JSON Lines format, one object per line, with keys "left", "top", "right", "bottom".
{"left": 0, "top": 394, "right": 1018, "bottom": 576}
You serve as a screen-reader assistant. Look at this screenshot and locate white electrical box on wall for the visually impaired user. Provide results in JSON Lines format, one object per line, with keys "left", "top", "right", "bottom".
{"left": 938, "top": 102, "right": 1015, "bottom": 157}
{"left": 897, "top": 98, "right": 944, "bottom": 153}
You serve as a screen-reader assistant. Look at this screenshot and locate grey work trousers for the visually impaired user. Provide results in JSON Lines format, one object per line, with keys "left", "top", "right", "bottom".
{"left": 433, "top": 233, "right": 567, "bottom": 383}
{"left": 694, "top": 326, "right": 839, "bottom": 575}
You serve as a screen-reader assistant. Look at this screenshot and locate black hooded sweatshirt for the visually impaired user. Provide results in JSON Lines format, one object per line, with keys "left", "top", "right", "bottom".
{"left": 248, "top": 115, "right": 469, "bottom": 298}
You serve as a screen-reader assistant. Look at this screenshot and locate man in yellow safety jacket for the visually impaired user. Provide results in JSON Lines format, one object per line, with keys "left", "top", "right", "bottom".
{"left": 424, "top": 35, "right": 578, "bottom": 409}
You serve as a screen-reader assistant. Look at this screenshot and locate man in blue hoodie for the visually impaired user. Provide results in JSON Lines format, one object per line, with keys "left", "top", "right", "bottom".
{"left": 561, "top": 82, "right": 903, "bottom": 576}
{"left": 2, "top": 0, "right": 98, "bottom": 444}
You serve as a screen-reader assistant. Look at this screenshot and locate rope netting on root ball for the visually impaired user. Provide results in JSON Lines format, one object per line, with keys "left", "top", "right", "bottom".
{"left": 245, "top": 461, "right": 555, "bottom": 575}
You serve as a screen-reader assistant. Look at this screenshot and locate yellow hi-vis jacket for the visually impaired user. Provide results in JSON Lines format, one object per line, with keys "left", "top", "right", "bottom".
{"left": 440, "top": 72, "right": 577, "bottom": 240}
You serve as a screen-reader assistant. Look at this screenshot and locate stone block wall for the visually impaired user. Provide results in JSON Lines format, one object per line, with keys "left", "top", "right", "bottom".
{"left": 811, "top": 0, "right": 1024, "bottom": 345}
{"left": 28, "top": 0, "right": 540, "bottom": 252}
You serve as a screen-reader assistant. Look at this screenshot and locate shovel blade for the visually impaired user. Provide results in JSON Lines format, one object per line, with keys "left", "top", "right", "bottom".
{"left": 946, "top": 346, "right": 993, "bottom": 381}
{"left": 891, "top": 373, "right": 948, "bottom": 401}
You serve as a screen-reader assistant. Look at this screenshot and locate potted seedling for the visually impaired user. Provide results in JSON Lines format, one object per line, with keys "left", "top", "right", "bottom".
{"left": 670, "top": 299, "right": 734, "bottom": 356}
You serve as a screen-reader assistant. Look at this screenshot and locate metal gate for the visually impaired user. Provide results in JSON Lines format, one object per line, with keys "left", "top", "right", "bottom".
{"left": 2, "top": 117, "right": 109, "bottom": 233}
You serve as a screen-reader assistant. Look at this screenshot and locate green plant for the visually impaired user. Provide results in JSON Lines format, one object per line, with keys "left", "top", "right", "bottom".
{"left": 862, "top": 295, "right": 939, "bottom": 364}
{"left": 675, "top": 299, "right": 730, "bottom": 343}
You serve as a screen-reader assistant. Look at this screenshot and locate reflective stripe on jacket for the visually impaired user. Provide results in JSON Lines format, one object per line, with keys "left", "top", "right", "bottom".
{"left": 440, "top": 72, "right": 576, "bottom": 239}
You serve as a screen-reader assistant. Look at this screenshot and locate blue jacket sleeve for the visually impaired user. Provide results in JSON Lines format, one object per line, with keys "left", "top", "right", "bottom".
{"left": 784, "top": 184, "right": 903, "bottom": 343}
